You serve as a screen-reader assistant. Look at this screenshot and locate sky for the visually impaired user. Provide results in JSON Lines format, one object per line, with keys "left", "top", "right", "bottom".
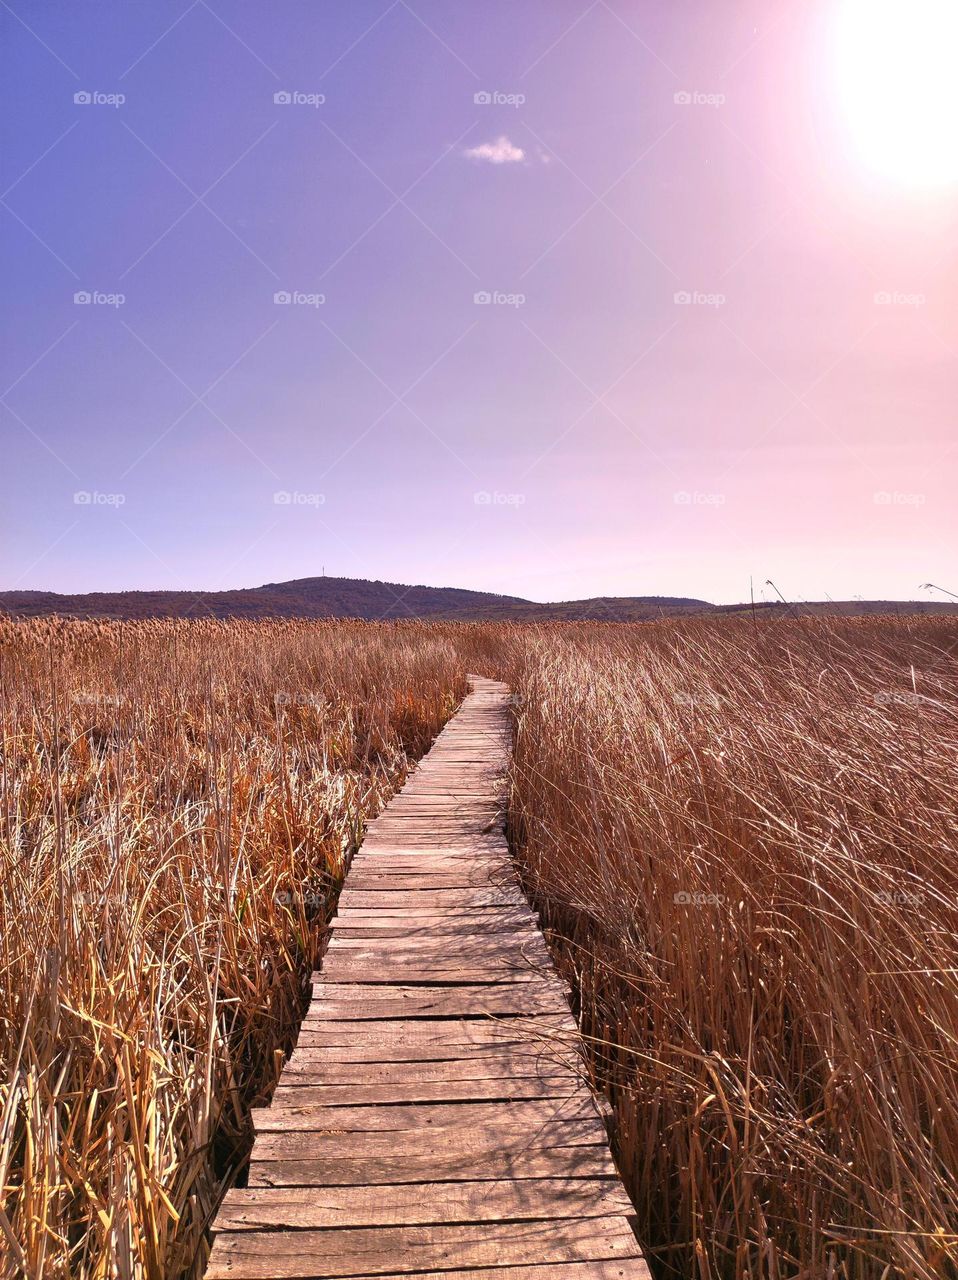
{"left": 2, "top": 0, "right": 956, "bottom": 606}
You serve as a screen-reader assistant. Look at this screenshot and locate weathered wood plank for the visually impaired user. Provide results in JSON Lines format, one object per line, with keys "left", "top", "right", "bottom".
{"left": 293, "top": 1016, "right": 578, "bottom": 1056}
{"left": 248, "top": 1143, "right": 619, "bottom": 1188}
{"left": 253, "top": 1096, "right": 604, "bottom": 1134}
{"left": 332, "top": 906, "right": 535, "bottom": 921}
{"left": 293, "top": 1014, "right": 576, "bottom": 1047}
{"left": 251, "top": 1116, "right": 610, "bottom": 1162}
{"left": 340, "top": 890, "right": 527, "bottom": 911}
{"left": 305, "top": 983, "right": 571, "bottom": 1020}
{"left": 216, "top": 1177, "right": 634, "bottom": 1231}
{"left": 269, "top": 1075, "right": 583, "bottom": 1106}
{"left": 323, "top": 938, "right": 552, "bottom": 961}
{"left": 206, "top": 1217, "right": 644, "bottom": 1279}
{"left": 281, "top": 1050, "right": 581, "bottom": 1083}
{"left": 327, "top": 931, "right": 537, "bottom": 942}
{"left": 366, "top": 1267, "right": 651, "bottom": 1280}
{"left": 328, "top": 930, "right": 538, "bottom": 943}
{"left": 348, "top": 852, "right": 511, "bottom": 865}
{"left": 333, "top": 1267, "right": 650, "bottom": 1280}
{"left": 315, "top": 965, "right": 551, "bottom": 986}
{"left": 344, "top": 871, "right": 516, "bottom": 889}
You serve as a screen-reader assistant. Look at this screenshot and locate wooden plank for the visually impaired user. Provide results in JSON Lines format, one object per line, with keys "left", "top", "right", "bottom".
{"left": 325, "top": 929, "right": 546, "bottom": 947}
{"left": 345, "top": 870, "right": 516, "bottom": 889}
{"left": 382, "top": 800, "right": 501, "bottom": 811}
{"left": 330, "top": 907, "right": 536, "bottom": 920}
{"left": 384, "top": 788, "right": 496, "bottom": 798}
{"left": 345, "top": 870, "right": 511, "bottom": 881}
{"left": 332, "top": 906, "right": 535, "bottom": 921}
{"left": 269, "top": 1075, "right": 583, "bottom": 1106}
{"left": 366, "top": 816, "right": 503, "bottom": 824}
{"left": 316, "top": 966, "right": 551, "bottom": 986}
{"left": 206, "top": 1218, "right": 644, "bottom": 1279}
{"left": 309, "top": 977, "right": 560, "bottom": 996}
{"left": 281, "top": 1050, "right": 581, "bottom": 1083}
{"left": 215, "top": 1177, "right": 634, "bottom": 1231}
{"left": 293, "top": 1014, "right": 576, "bottom": 1048}
{"left": 253, "top": 1096, "right": 604, "bottom": 1134}
{"left": 248, "top": 1144, "right": 620, "bottom": 1189}
{"left": 358, "top": 845, "right": 506, "bottom": 855}
{"left": 319, "top": 948, "right": 547, "bottom": 966}
{"left": 251, "top": 1116, "right": 610, "bottom": 1161}
{"left": 319, "top": 958, "right": 552, "bottom": 978}
{"left": 291, "top": 1038, "right": 577, "bottom": 1064}
{"left": 335, "top": 896, "right": 527, "bottom": 916}
{"left": 331, "top": 1267, "right": 651, "bottom": 1280}
{"left": 305, "top": 983, "right": 571, "bottom": 1020}
{"left": 367, "top": 1267, "right": 651, "bottom": 1280}
{"left": 349, "top": 850, "right": 508, "bottom": 860}
{"left": 294, "top": 1018, "right": 578, "bottom": 1057}
{"left": 376, "top": 816, "right": 502, "bottom": 826}
{"left": 327, "top": 932, "right": 539, "bottom": 943}
{"left": 316, "top": 965, "right": 553, "bottom": 985}
{"left": 323, "top": 937, "right": 552, "bottom": 961}
{"left": 349, "top": 851, "right": 511, "bottom": 864}
{"left": 330, "top": 914, "right": 536, "bottom": 926}
{"left": 321, "top": 953, "right": 548, "bottom": 969}
{"left": 342, "top": 881, "right": 519, "bottom": 895}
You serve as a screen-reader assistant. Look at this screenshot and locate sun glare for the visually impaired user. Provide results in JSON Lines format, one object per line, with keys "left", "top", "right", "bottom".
{"left": 835, "top": 0, "right": 958, "bottom": 185}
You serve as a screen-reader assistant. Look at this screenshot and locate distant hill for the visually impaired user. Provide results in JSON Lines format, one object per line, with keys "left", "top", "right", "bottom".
{"left": 0, "top": 577, "right": 713, "bottom": 622}
{"left": 1, "top": 577, "right": 954, "bottom": 623}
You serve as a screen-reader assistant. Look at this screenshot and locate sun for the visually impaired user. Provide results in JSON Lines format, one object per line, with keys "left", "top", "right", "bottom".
{"left": 834, "top": 0, "right": 958, "bottom": 185}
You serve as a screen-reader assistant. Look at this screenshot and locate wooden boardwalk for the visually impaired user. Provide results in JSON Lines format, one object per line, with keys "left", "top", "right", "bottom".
{"left": 207, "top": 676, "right": 650, "bottom": 1280}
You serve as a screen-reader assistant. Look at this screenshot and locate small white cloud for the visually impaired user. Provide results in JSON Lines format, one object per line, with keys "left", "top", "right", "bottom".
{"left": 464, "top": 135, "right": 525, "bottom": 164}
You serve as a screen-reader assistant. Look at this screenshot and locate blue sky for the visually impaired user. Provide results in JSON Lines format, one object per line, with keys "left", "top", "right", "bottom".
{"left": 2, "top": 1, "right": 956, "bottom": 604}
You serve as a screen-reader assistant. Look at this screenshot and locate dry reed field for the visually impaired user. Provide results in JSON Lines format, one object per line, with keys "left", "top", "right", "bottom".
{"left": 2, "top": 612, "right": 957, "bottom": 1280}
{"left": 494, "top": 615, "right": 958, "bottom": 1280}
{"left": 0, "top": 618, "right": 463, "bottom": 1279}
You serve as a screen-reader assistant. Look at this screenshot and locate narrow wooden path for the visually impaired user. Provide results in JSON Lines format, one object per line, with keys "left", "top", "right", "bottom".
{"left": 207, "top": 677, "right": 650, "bottom": 1280}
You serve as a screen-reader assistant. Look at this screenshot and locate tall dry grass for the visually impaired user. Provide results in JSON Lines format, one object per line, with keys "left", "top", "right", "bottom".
{"left": 0, "top": 618, "right": 464, "bottom": 1279}
{"left": 483, "top": 615, "right": 958, "bottom": 1280}
{"left": 4, "top": 612, "right": 957, "bottom": 1280}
